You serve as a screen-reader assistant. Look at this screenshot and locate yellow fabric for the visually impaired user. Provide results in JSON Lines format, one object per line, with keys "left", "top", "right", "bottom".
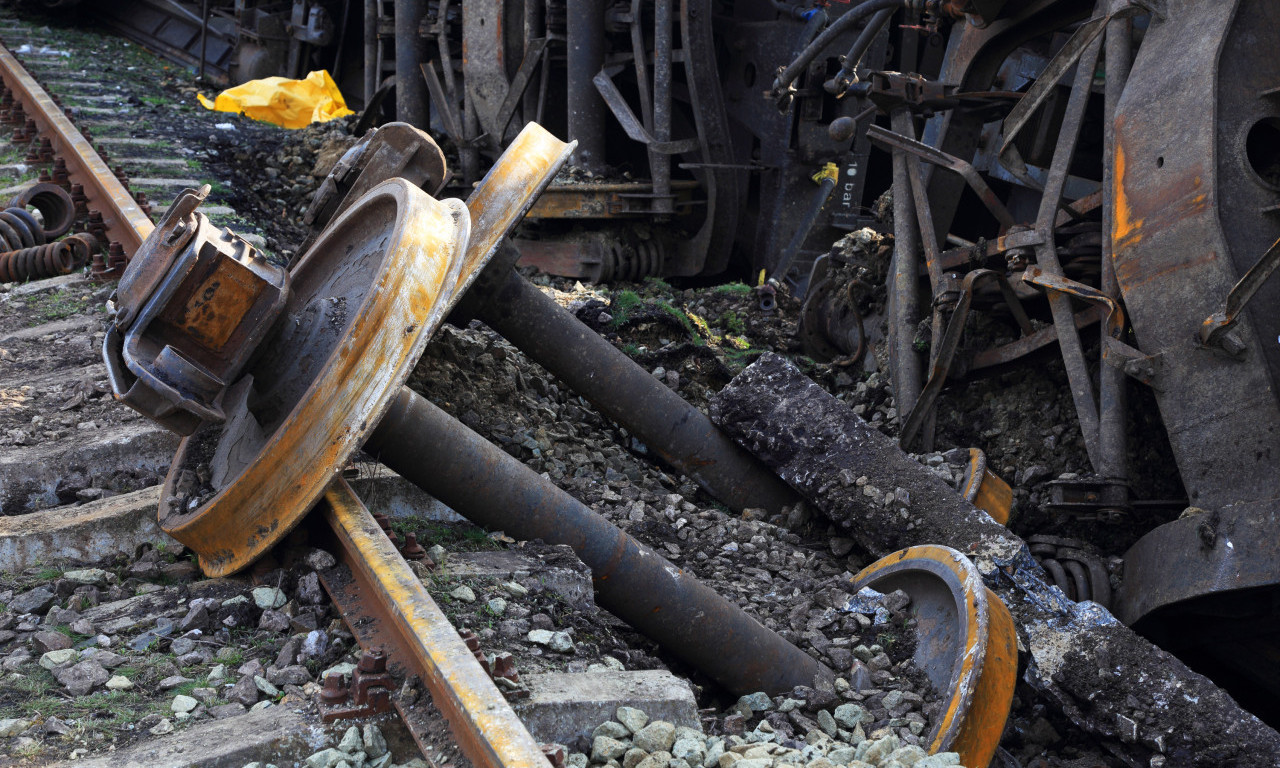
{"left": 197, "top": 70, "right": 353, "bottom": 129}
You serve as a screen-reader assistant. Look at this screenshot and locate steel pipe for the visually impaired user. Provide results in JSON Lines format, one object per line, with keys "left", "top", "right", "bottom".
{"left": 566, "top": 0, "right": 607, "bottom": 171}
{"left": 394, "top": 0, "right": 429, "bottom": 126}
{"left": 474, "top": 265, "right": 797, "bottom": 515}
{"left": 365, "top": 386, "right": 834, "bottom": 697}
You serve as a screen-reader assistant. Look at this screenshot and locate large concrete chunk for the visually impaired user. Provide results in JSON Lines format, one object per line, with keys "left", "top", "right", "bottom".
{"left": 61, "top": 703, "right": 330, "bottom": 767}
{"left": 0, "top": 485, "right": 177, "bottom": 572}
{"left": 709, "top": 353, "right": 1280, "bottom": 768}
{"left": 448, "top": 546, "right": 594, "bottom": 610}
{"left": 514, "top": 670, "right": 699, "bottom": 747}
{"left": 0, "top": 421, "right": 176, "bottom": 514}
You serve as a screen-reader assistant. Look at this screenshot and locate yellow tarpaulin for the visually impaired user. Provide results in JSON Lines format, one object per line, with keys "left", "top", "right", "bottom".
{"left": 197, "top": 70, "right": 353, "bottom": 129}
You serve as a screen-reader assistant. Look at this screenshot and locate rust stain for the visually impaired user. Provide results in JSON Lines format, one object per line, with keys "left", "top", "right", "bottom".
{"left": 1111, "top": 141, "right": 1141, "bottom": 248}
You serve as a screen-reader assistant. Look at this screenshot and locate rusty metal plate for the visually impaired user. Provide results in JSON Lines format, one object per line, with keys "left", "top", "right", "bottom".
{"left": 852, "top": 545, "right": 1017, "bottom": 768}
{"left": 156, "top": 179, "right": 470, "bottom": 577}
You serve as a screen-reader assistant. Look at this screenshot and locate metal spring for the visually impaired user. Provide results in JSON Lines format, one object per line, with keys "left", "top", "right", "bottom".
{"left": 0, "top": 206, "right": 45, "bottom": 251}
{"left": 601, "top": 239, "right": 666, "bottom": 282}
{"left": 8, "top": 183, "right": 76, "bottom": 240}
{"left": 1027, "top": 535, "right": 1112, "bottom": 609}
{"left": 0, "top": 241, "right": 75, "bottom": 283}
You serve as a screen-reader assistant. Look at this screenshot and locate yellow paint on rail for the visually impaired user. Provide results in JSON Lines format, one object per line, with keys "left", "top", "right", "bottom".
{"left": 321, "top": 479, "right": 550, "bottom": 768}
{"left": 0, "top": 41, "right": 154, "bottom": 253}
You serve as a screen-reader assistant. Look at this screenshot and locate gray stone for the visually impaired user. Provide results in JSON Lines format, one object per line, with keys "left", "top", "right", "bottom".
{"left": 637, "top": 751, "right": 673, "bottom": 768}
{"left": 338, "top": 725, "right": 363, "bottom": 754}
{"left": 881, "top": 690, "right": 904, "bottom": 710}
{"left": 856, "top": 735, "right": 898, "bottom": 765}
{"left": 528, "top": 628, "right": 575, "bottom": 653}
{"left": 914, "top": 754, "right": 960, "bottom": 768}
{"left": 487, "top": 597, "right": 508, "bottom": 616}
{"left": 228, "top": 675, "right": 260, "bottom": 706}
{"left": 513, "top": 670, "right": 698, "bottom": 748}
{"left": 833, "top": 703, "right": 870, "bottom": 729}
{"left": 252, "top": 587, "right": 287, "bottom": 611}
{"left": 815, "top": 710, "right": 837, "bottom": 737}
{"left": 886, "top": 745, "right": 928, "bottom": 766}
{"left": 616, "top": 705, "right": 650, "bottom": 734}
{"left": 62, "top": 568, "right": 108, "bottom": 586}
{"left": 38, "top": 648, "right": 77, "bottom": 669}
{"left": 10, "top": 586, "right": 55, "bottom": 615}
{"left": 106, "top": 674, "right": 133, "bottom": 690}
{"left": 307, "top": 748, "right": 348, "bottom": 768}
{"left": 0, "top": 718, "right": 32, "bottom": 738}
{"left": 159, "top": 675, "right": 193, "bottom": 690}
{"left": 171, "top": 635, "right": 197, "bottom": 655}
{"left": 171, "top": 694, "right": 199, "bottom": 713}
{"left": 363, "top": 724, "right": 388, "bottom": 759}
{"left": 150, "top": 718, "right": 175, "bottom": 736}
{"left": 594, "top": 721, "right": 632, "bottom": 741}
{"left": 593, "top": 736, "right": 630, "bottom": 762}
{"left": 671, "top": 737, "right": 705, "bottom": 765}
{"left": 735, "top": 692, "right": 774, "bottom": 715}
{"left": 305, "top": 549, "right": 337, "bottom": 571}
{"left": 211, "top": 703, "right": 247, "bottom": 719}
{"left": 634, "top": 721, "right": 676, "bottom": 753}
{"left": 259, "top": 609, "right": 290, "bottom": 632}
{"left": 32, "top": 629, "right": 72, "bottom": 653}
{"left": 449, "top": 585, "right": 477, "bottom": 603}
{"left": 301, "top": 630, "right": 329, "bottom": 660}
{"left": 54, "top": 659, "right": 109, "bottom": 695}
{"left": 623, "top": 747, "right": 649, "bottom": 768}
{"left": 269, "top": 664, "right": 312, "bottom": 687}
{"left": 255, "top": 675, "right": 281, "bottom": 697}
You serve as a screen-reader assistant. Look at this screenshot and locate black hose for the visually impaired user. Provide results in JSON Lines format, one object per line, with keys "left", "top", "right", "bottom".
{"left": 825, "top": 6, "right": 896, "bottom": 95}
{"left": 771, "top": 0, "right": 903, "bottom": 96}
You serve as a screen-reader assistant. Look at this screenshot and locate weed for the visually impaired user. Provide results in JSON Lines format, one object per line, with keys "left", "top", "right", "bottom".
{"left": 657, "top": 302, "right": 705, "bottom": 346}
{"left": 713, "top": 282, "right": 753, "bottom": 297}
{"left": 643, "top": 275, "right": 673, "bottom": 293}
{"left": 35, "top": 566, "right": 63, "bottom": 581}
{"left": 721, "top": 310, "right": 746, "bottom": 335}
{"left": 27, "top": 292, "right": 89, "bottom": 325}
{"left": 609, "top": 290, "right": 644, "bottom": 326}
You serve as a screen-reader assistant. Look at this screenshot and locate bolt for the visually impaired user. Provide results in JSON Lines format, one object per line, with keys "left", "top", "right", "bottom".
{"left": 400, "top": 532, "right": 426, "bottom": 560}
{"left": 320, "top": 673, "right": 348, "bottom": 704}
{"left": 357, "top": 648, "right": 387, "bottom": 674}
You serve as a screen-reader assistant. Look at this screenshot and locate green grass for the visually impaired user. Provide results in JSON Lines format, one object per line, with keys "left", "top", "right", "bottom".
{"left": 720, "top": 310, "right": 746, "bottom": 335}
{"left": 713, "top": 282, "right": 753, "bottom": 297}
{"left": 27, "top": 292, "right": 91, "bottom": 325}
{"left": 608, "top": 290, "right": 644, "bottom": 326}
{"left": 35, "top": 566, "right": 63, "bottom": 580}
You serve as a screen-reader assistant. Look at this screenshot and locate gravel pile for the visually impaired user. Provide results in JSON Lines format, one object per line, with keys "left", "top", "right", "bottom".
{"left": 574, "top": 706, "right": 964, "bottom": 768}
{"left": 293, "top": 723, "right": 423, "bottom": 768}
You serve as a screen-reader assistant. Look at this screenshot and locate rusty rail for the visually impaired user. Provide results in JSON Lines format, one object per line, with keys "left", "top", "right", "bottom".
{"left": 0, "top": 40, "right": 153, "bottom": 260}
{"left": 317, "top": 479, "right": 551, "bottom": 768}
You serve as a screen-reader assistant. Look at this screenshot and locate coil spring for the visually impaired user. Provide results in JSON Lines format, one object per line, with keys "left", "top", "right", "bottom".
{"left": 0, "top": 206, "right": 46, "bottom": 251}
{"left": 1027, "top": 535, "right": 1112, "bottom": 609}
{"left": 0, "top": 241, "right": 74, "bottom": 283}
{"left": 8, "top": 183, "right": 76, "bottom": 240}
{"left": 600, "top": 240, "right": 666, "bottom": 282}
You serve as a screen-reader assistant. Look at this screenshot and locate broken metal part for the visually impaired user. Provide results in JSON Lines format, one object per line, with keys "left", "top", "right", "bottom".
{"left": 364, "top": 386, "right": 833, "bottom": 696}
{"left": 960, "top": 448, "right": 1012, "bottom": 526}
{"left": 1044, "top": 476, "right": 1130, "bottom": 519}
{"left": 1026, "top": 535, "right": 1110, "bottom": 608}
{"left": 797, "top": 254, "right": 867, "bottom": 364}
{"left": 298, "top": 122, "right": 448, "bottom": 259}
{"left": 156, "top": 179, "right": 470, "bottom": 575}
{"left": 316, "top": 479, "right": 552, "bottom": 768}
{"left": 103, "top": 185, "right": 289, "bottom": 435}
{"left": 1198, "top": 235, "right": 1280, "bottom": 355}
{"left": 852, "top": 545, "right": 1017, "bottom": 768}
{"left": 899, "top": 269, "right": 1032, "bottom": 451}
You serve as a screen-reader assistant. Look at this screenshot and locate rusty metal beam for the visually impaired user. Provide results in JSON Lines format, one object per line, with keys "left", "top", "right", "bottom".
{"left": 318, "top": 479, "right": 551, "bottom": 768}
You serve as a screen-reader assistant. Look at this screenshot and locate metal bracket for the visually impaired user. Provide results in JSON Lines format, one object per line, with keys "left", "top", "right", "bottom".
{"left": 1198, "top": 235, "right": 1280, "bottom": 358}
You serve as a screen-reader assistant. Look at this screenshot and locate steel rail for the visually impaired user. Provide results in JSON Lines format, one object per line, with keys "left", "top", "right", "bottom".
{"left": 0, "top": 40, "right": 154, "bottom": 258}
{"left": 318, "top": 479, "right": 551, "bottom": 768}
